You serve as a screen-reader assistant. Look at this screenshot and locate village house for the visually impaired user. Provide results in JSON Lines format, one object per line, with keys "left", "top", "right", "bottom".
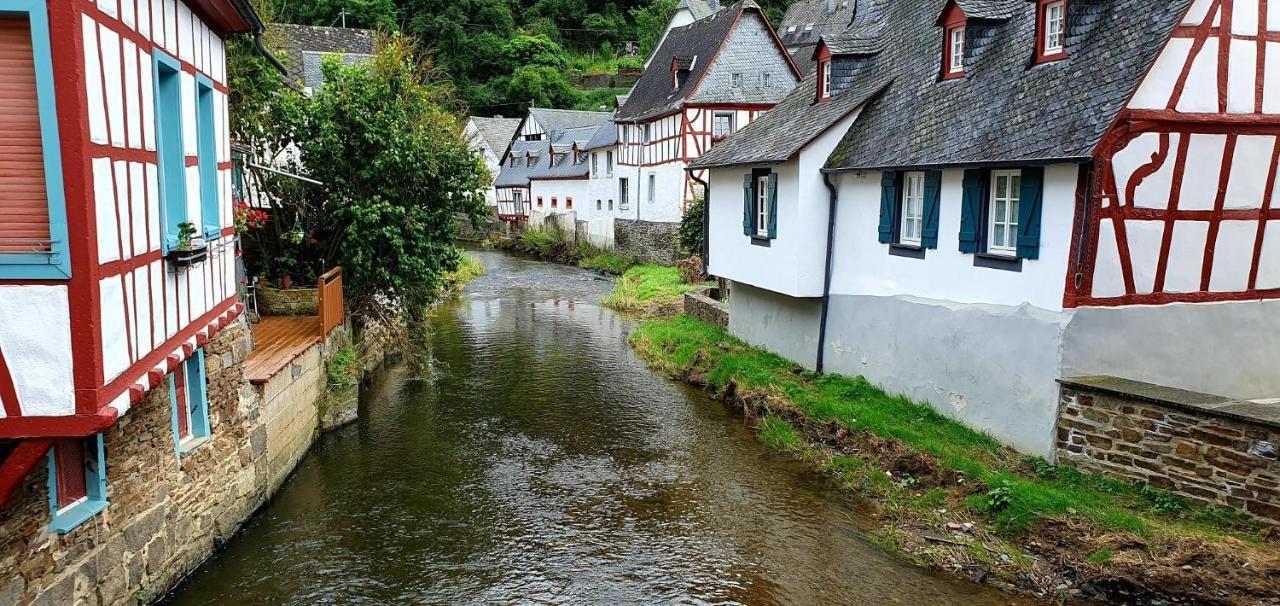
{"left": 271, "top": 22, "right": 374, "bottom": 94}
{"left": 646, "top": 0, "right": 724, "bottom": 69}
{"left": 0, "top": 0, "right": 313, "bottom": 602}
{"left": 613, "top": 0, "right": 802, "bottom": 223}
{"left": 694, "top": 0, "right": 1280, "bottom": 457}
{"left": 777, "top": 0, "right": 859, "bottom": 75}
{"left": 464, "top": 116, "right": 521, "bottom": 207}
{"left": 494, "top": 107, "right": 612, "bottom": 221}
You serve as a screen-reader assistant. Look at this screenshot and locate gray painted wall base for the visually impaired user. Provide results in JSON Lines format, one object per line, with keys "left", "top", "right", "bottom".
{"left": 727, "top": 282, "right": 822, "bottom": 369}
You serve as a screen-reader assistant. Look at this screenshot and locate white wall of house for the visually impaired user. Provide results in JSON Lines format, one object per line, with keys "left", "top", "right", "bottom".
{"left": 829, "top": 164, "right": 1080, "bottom": 311}
{"left": 530, "top": 179, "right": 591, "bottom": 218}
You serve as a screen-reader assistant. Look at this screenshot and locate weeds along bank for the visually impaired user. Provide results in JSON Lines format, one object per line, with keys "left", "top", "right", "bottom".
{"left": 619, "top": 306, "right": 1280, "bottom": 604}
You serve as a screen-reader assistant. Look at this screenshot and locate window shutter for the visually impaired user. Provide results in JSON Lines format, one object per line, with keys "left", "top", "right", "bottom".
{"left": 0, "top": 16, "right": 51, "bottom": 254}
{"left": 54, "top": 438, "right": 87, "bottom": 508}
{"left": 958, "top": 169, "right": 984, "bottom": 253}
{"left": 1017, "top": 166, "right": 1044, "bottom": 259}
{"left": 921, "top": 171, "right": 942, "bottom": 249}
{"left": 743, "top": 174, "right": 753, "bottom": 235}
{"left": 878, "top": 171, "right": 897, "bottom": 243}
{"left": 766, "top": 173, "right": 778, "bottom": 239}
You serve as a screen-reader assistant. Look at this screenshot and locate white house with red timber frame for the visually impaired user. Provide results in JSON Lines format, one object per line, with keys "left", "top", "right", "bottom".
{"left": 696, "top": 0, "right": 1280, "bottom": 457}
{"left": 0, "top": 0, "right": 253, "bottom": 529}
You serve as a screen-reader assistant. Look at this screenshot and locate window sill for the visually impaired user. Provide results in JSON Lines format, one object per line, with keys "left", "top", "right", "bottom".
{"left": 49, "top": 498, "right": 108, "bottom": 534}
{"left": 888, "top": 243, "right": 926, "bottom": 259}
{"left": 750, "top": 236, "right": 773, "bottom": 247}
{"left": 179, "top": 435, "right": 210, "bottom": 456}
{"left": 973, "top": 252, "right": 1023, "bottom": 272}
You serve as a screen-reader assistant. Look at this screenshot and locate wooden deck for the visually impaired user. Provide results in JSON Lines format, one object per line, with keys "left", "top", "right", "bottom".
{"left": 244, "top": 316, "right": 321, "bottom": 384}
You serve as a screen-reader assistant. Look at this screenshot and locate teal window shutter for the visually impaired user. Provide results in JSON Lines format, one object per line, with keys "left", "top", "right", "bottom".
{"left": 153, "top": 51, "right": 187, "bottom": 252}
{"left": 1017, "top": 167, "right": 1045, "bottom": 259}
{"left": 766, "top": 173, "right": 778, "bottom": 239}
{"left": 878, "top": 171, "right": 897, "bottom": 243}
{"left": 195, "top": 76, "right": 219, "bottom": 238}
{"left": 187, "top": 350, "right": 211, "bottom": 438}
{"left": 743, "top": 174, "right": 753, "bottom": 235}
{"left": 958, "top": 169, "right": 984, "bottom": 253}
{"left": 921, "top": 171, "right": 942, "bottom": 249}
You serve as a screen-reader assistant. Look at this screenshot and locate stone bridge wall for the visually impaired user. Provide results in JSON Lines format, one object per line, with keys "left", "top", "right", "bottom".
{"left": 1056, "top": 376, "right": 1280, "bottom": 526}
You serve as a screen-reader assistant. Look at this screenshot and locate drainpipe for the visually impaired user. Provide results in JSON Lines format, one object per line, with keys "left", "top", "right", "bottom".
{"left": 690, "top": 171, "right": 710, "bottom": 266}
{"left": 816, "top": 171, "right": 840, "bottom": 374}
{"left": 230, "top": 0, "right": 287, "bottom": 75}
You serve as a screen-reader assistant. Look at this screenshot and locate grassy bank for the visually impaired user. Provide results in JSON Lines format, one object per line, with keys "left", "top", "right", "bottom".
{"left": 490, "top": 227, "right": 639, "bottom": 275}
{"left": 630, "top": 315, "right": 1278, "bottom": 603}
{"left": 443, "top": 253, "right": 484, "bottom": 290}
{"left": 602, "top": 265, "right": 710, "bottom": 315}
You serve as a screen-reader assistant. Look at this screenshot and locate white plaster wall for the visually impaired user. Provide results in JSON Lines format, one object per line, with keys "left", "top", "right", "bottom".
{"left": 618, "top": 161, "right": 685, "bottom": 223}
{"left": 829, "top": 164, "right": 1079, "bottom": 311}
{"left": 0, "top": 286, "right": 75, "bottom": 417}
{"left": 708, "top": 162, "right": 807, "bottom": 295}
{"left": 530, "top": 179, "right": 591, "bottom": 217}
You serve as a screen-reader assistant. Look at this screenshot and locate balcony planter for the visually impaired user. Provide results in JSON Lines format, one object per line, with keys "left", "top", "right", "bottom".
{"left": 166, "top": 243, "right": 208, "bottom": 268}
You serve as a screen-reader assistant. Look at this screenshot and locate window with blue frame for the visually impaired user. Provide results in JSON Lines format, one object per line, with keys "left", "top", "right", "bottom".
{"left": 195, "top": 76, "right": 219, "bottom": 238}
{"left": 47, "top": 434, "right": 107, "bottom": 533}
{"left": 170, "top": 349, "right": 211, "bottom": 455}
{"left": 0, "top": 0, "right": 71, "bottom": 279}
{"left": 153, "top": 50, "right": 187, "bottom": 252}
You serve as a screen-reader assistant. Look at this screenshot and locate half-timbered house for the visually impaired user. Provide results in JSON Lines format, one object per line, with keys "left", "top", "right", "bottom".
{"left": 494, "top": 107, "right": 612, "bottom": 221}
{"left": 614, "top": 0, "right": 801, "bottom": 222}
{"left": 699, "top": 0, "right": 1280, "bottom": 457}
{"left": 0, "top": 0, "right": 277, "bottom": 600}
{"left": 465, "top": 116, "right": 520, "bottom": 206}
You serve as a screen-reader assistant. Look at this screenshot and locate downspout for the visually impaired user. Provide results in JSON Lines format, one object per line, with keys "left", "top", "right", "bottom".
{"left": 230, "top": 0, "right": 287, "bottom": 75}
{"left": 690, "top": 171, "right": 710, "bottom": 266}
{"left": 816, "top": 171, "right": 840, "bottom": 374}
{"left": 254, "top": 30, "right": 288, "bottom": 75}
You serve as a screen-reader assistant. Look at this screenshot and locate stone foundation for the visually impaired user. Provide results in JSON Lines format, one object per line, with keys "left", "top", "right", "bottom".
{"left": 1056, "top": 376, "right": 1280, "bottom": 525}
{"left": 684, "top": 287, "right": 728, "bottom": 329}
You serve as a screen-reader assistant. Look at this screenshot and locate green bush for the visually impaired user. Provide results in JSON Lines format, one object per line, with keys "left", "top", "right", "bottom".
{"left": 679, "top": 198, "right": 705, "bottom": 256}
{"left": 327, "top": 345, "right": 358, "bottom": 388}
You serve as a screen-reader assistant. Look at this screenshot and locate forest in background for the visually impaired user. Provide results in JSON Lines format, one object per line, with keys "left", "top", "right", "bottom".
{"left": 262, "top": 0, "right": 792, "bottom": 115}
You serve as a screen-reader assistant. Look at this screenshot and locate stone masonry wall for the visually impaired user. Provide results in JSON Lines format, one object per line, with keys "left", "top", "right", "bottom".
{"left": 256, "top": 343, "right": 325, "bottom": 494}
{"left": 1056, "top": 377, "right": 1280, "bottom": 526}
{"left": 257, "top": 287, "right": 319, "bottom": 316}
{"left": 684, "top": 287, "right": 728, "bottom": 329}
{"left": 614, "top": 219, "right": 680, "bottom": 265}
{"left": 0, "top": 318, "right": 261, "bottom": 605}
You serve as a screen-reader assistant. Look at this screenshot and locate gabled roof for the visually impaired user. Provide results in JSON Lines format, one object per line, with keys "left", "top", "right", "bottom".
{"left": 679, "top": 0, "right": 724, "bottom": 22}
{"left": 271, "top": 24, "right": 375, "bottom": 88}
{"left": 616, "top": 1, "right": 798, "bottom": 122}
{"left": 584, "top": 120, "right": 619, "bottom": 150}
{"left": 827, "top": 0, "right": 1193, "bottom": 171}
{"left": 496, "top": 118, "right": 611, "bottom": 185}
{"left": 778, "top": 0, "right": 858, "bottom": 49}
{"left": 528, "top": 108, "right": 615, "bottom": 136}
{"left": 950, "top": 0, "right": 1020, "bottom": 21}
{"left": 494, "top": 140, "right": 542, "bottom": 188}
{"left": 469, "top": 117, "right": 521, "bottom": 154}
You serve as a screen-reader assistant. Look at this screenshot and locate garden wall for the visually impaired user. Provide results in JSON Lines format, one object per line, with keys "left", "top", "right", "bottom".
{"left": 1056, "top": 376, "right": 1280, "bottom": 526}
{"left": 684, "top": 287, "right": 728, "bottom": 329}
{"left": 614, "top": 219, "right": 680, "bottom": 265}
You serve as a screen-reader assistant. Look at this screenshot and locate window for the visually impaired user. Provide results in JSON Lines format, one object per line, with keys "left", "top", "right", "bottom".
{"left": 0, "top": 8, "right": 70, "bottom": 279}
{"left": 47, "top": 434, "right": 107, "bottom": 533}
{"left": 513, "top": 190, "right": 523, "bottom": 211}
{"left": 606, "top": 150, "right": 614, "bottom": 176}
{"left": 988, "top": 170, "right": 1021, "bottom": 255}
{"left": 761, "top": 71, "right": 771, "bottom": 87}
{"left": 608, "top": 199, "right": 614, "bottom": 211}
{"left": 755, "top": 175, "right": 770, "bottom": 237}
{"left": 643, "top": 124, "right": 652, "bottom": 144}
{"left": 154, "top": 51, "right": 188, "bottom": 252}
{"left": 712, "top": 112, "right": 735, "bottom": 144}
{"left": 731, "top": 72, "right": 743, "bottom": 87}
{"left": 551, "top": 197, "right": 558, "bottom": 208}
{"left": 821, "top": 61, "right": 832, "bottom": 99}
{"left": 946, "top": 26, "right": 966, "bottom": 75}
{"left": 170, "top": 350, "right": 210, "bottom": 454}
{"left": 566, "top": 197, "right": 573, "bottom": 209}
{"left": 195, "top": 76, "right": 219, "bottom": 238}
{"left": 900, "top": 172, "right": 925, "bottom": 246}
{"left": 592, "top": 152, "right": 599, "bottom": 178}
{"left": 537, "top": 196, "right": 544, "bottom": 208}
{"left": 1037, "top": 0, "right": 1067, "bottom": 61}
{"left": 648, "top": 173, "right": 656, "bottom": 204}
{"left": 597, "top": 199, "right": 602, "bottom": 210}
{"left": 619, "top": 178, "right": 629, "bottom": 209}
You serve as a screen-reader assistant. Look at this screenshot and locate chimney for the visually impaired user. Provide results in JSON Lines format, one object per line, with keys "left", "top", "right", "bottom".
{"left": 827, "top": 0, "right": 836, "bottom": 14}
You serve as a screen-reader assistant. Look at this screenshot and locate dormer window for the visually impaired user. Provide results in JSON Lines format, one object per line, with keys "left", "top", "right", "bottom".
{"left": 672, "top": 55, "right": 694, "bottom": 89}
{"left": 939, "top": 2, "right": 967, "bottom": 79}
{"left": 814, "top": 42, "right": 833, "bottom": 102}
{"left": 1036, "top": 0, "right": 1067, "bottom": 62}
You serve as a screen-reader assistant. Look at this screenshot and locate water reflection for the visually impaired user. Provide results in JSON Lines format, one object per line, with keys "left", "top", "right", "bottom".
{"left": 164, "top": 250, "right": 1031, "bottom": 605}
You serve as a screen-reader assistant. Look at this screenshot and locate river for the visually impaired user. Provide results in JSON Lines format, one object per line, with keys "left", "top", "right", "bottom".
{"left": 163, "top": 248, "right": 1030, "bottom": 605}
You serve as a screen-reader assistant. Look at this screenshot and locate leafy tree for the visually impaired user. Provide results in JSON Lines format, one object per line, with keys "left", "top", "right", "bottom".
{"left": 630, "top": 0, "right": 676, "bottom": 57}
{"left": 244, "top": 33, "right": 488, "bottom": 318}
{"left": 501, "top": 33, "right": 568, "bottom": 70}
{"left": 276, "top": 0, "right": 400, "bottom": 30}
{"left": 507, "top": 65, "right": 581, "bottom": 108}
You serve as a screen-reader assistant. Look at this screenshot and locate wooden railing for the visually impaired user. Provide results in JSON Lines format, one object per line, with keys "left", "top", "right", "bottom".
{"left": 317, "top": 267, "right": 344, "bottom": 337}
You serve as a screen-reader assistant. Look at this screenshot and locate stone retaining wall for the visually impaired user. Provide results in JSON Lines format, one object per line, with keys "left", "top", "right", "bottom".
{"left": 1056, "top": 376, "right": 1280, "bottom": 525}
{"left": 257, "top": 287, "right": 319, "bottom": 316}
{"left": 684, "top": 287, "right": 728, "bottom": 329}
{"left": 614, "top": 219, "right": 680, "bottom": 265}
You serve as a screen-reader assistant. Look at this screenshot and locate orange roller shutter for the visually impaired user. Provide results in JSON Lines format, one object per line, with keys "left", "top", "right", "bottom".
{"left": 0, "top": 16, "right": 51, "bottom": 253}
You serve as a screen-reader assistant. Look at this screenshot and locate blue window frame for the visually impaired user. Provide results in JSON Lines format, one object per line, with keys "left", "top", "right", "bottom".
{"left": 46, "top": 434, "right": 107, "bottom": 533}
{"left": 0, "top": 0, "right": 70, "bottom": 279}
{"left": 153, "top": 50, "right": 187, "bottom": 252}
{"left": 195, "top": 75, "right": 219, "bottom": 239}
{"left": 169, "top": 349, "right": 211, "bottom": 456}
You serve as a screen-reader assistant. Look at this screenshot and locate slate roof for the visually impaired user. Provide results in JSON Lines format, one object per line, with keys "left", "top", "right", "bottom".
{"left": 953, "top": 0, "right": 1021, "bottom": 21}
{"left": 271, "top": 24, "right": 375, "bottom": 89}
{"left": 496, "top": 116, "right": 611, "bottom": 185}
{"left": 584, "top": 120, "right": 618, "bottom": 150}
{"left": 468, "top": 117, "right": 521, "bottom": 154}
{"left": 678, "top": 0, "right": 724, "bottom": 22}
{"left": 616, "top": 1, "right": 770, "bottom": 122}
{"left": 494, "top": 140, "right": 542, "bottom": 188}
{"left": 827, "top": 0, "right": 1193, "bottom": 171}
{"left": 778, "top": 0, "right": 857, "bottom": 48}
{"left": 528, "top": 108, "right": 615, "bottom": 136}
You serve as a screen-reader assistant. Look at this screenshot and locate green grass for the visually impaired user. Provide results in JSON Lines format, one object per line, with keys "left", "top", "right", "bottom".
{"left": 757, "top": 415, "right": 804, "bottom": 451}
{"left": 573, "top": 86, "right": 632, "bottom": 112}
{"left": 602, "top": 265, "right": 709, "bottom": 313}
{"left": 520, "top": 226, "right": 563, "bottom": 256}
{"left": 327, "top": 344, "right": 358, "bottom": 388}
{"left": 578, "top": 249, "right": 635, "bottom": 275}
{"left": 449, "top": 254, "right": 485, "bottom": 285}
{"left": 1086, "top": 548, "right": 1114, "bottom": 564}
{"left": 629, "top": 316, "right": 1260, "bottom": 541}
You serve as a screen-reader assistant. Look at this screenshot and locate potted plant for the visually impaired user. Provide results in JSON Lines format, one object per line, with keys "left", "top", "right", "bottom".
{"left": 166, "top": 221, "right": 209, "bottom": 267}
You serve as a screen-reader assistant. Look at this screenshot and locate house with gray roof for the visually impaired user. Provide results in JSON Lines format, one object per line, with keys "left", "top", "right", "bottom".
{"left": 614, "top": 0, "right": 800, "bottom": 223}
{"left": 465, "top": 116, "right": 521, "bottom": 206}
{"left": 270, "top": 23, "right": 375, "bottom": 93}
{"left": 698, "top": 0, "right": 1280, "bottom": 459}
{"left": 493, "top": 108, "right": 614, "bottom": 221}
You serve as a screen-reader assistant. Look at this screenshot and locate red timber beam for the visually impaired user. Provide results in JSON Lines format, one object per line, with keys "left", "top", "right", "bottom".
{"left": 0, "top": 439, "right": 54, "bottom": 508}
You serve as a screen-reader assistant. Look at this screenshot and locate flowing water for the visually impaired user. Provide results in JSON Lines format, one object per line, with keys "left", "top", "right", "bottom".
{"left": 164, "top": 249, "right": 1033, "bottom": 605}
